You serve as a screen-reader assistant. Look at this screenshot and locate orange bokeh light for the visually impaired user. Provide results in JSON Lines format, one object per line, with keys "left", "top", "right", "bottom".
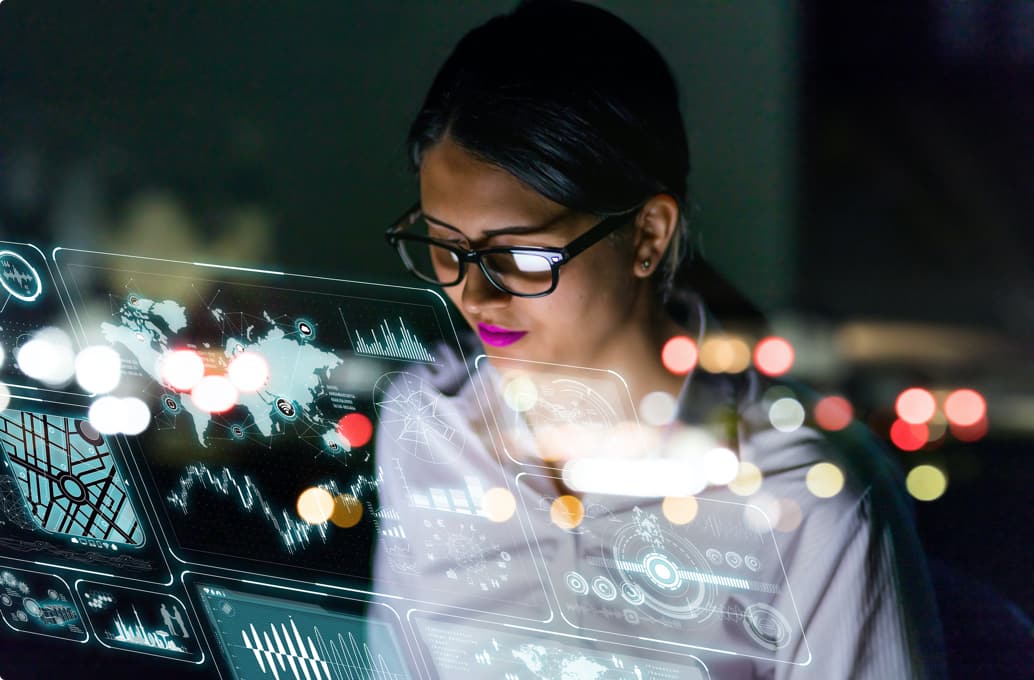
{"left": 814, "top": 396, "right": 853, "bottom": 431}
{"left": 661, "top": 336, "right": 698, "bottom": 375}
{"left": 753, "top": 336, "right": 795, "bottom": 377}
{"left": 944, "top": 389, "right": 986, "bottom": 427}
{"left": 890, "top": 418, "right": 929, "bottom": 451}
{"left": 895, "top": 388, "right": 936, "bottom": 425}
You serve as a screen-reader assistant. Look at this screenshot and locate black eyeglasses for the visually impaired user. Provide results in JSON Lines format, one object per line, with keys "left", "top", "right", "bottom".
{"left": 384, "top": 203, "right": 639, "bottom": 298}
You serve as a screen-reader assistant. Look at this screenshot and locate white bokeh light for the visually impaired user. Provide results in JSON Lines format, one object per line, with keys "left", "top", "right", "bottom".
{"left": 639, "top": 391, "right": 677, "bottom": 426}
{"left": 15, "top": 328, "right": 76, "bottom": 385}
{"left": 161, "top": 349, "right": 205, "bottom": 391}
{"left": 75, "top": 345, "right": 122, "bottom": 394}
{"left": 769, "top": 397, "right": 806, "bottom": 433}
{"left": 227, "top": 352, "right": 269, "bottom": 393}
{"left": 564, "top": 457, "right": 708, "bottom": 498}
{"left": 0, "top": 382, "right": 10, "bottom": 412}
{"left": 121, "top": 397, "right": 151, "bottom": 435}
{"left": 704, "top": 447, "right": 740, "bottom": 486}
{"left": 190, "top": 375, "right": 238, "bottom": 413}
{"left": 0, "top": 343, "right": 5, "bottom": 370}
{"left": 88, "top": 396, "right": 126, "bottom": 434}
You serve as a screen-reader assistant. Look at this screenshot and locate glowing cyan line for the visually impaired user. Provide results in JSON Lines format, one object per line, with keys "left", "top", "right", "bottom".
{"left": 0, "top": 250, "right": 43, "bottom": 302}
{"left": 192, "top": 261, "right": 286, "bottom": 276}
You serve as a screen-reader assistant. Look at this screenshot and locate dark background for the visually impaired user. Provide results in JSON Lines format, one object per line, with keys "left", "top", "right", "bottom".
{"left": 1, "top": 1, "right": 1032, "bottom": 677}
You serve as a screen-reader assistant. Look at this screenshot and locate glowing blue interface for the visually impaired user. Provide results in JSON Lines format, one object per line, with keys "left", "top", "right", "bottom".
{"left": 195, "top": 582, "right": 412, "bottom": 680}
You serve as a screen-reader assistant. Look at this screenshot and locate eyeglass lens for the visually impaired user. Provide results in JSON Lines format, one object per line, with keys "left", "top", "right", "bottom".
{"left": 397, "top": 216, "right": 557, "bottom": 295}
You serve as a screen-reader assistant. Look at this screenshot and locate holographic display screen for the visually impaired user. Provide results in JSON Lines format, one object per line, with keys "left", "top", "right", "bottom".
{"left": 194, "top": 581, "right": 413, "bottom": 680}
{"left": 53, "top": 250, "right": 457, "bottom": 582}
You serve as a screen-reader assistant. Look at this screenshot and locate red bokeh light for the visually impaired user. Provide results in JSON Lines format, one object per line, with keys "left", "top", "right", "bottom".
{"left": 337, "top": 413, "right": 374, "bottom": 448}
{"left": 661, "top": 336, "right": 698, "bottom": 375}
{"left": 944, "top": 389, "right": 986, "bottom": 427}
{"left": 753, "top": 336, "right": 795, "bottom": 377}
{"left": 890, "top": 419, "right": 929, "bottom": 451}
{"left": 814, "top": 396, "right": 854, "bottom": 431}
{"left": 895, "top": 388, "right": 936, "bottom": 425}
{"left": 950, "top": 415, "right": 988, "bottom": 442}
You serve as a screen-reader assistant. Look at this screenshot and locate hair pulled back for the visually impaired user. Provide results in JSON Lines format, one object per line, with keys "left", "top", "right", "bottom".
{"left": 407, "top": 0, "right": 691, "bottom": 298}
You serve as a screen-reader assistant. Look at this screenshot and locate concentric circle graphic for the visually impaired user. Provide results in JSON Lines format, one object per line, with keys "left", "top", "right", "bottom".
{"left": 564, "top": 570, "right": 589, "bottom": 595}
{"left": 606, "top": 511, "right": 717, "bottom": 622}
{"left": 743, "top": 602, "right": 793, "bottom": 650}
{"left": 591, "top": 576, "right": 618, "bottom": 601}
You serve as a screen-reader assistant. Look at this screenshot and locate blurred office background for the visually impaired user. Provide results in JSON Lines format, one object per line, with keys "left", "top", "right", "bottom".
{"left": 1, "top": 1, "right": 1032, "bottom": 675}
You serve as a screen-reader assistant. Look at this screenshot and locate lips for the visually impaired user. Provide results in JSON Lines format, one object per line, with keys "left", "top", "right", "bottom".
{"left": 477, "top": 323, "right": 528, "bottom": 347}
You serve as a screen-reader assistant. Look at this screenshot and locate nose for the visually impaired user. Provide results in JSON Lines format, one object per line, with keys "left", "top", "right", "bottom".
{"left": 460, "top": 264, "right": 512, "bottom": 315}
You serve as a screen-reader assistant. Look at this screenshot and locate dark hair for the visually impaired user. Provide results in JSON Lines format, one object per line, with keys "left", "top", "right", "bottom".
{"left": 407, "top": 0, "right": 691, "bottom": 298}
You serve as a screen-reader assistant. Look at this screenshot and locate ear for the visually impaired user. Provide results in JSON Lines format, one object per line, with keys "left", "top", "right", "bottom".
{"left": 631, "top": 194, "right": 680, "bottom": 279}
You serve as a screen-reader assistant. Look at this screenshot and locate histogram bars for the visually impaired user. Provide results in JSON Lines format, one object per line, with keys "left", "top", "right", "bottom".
{"left": 409, "top": 476, "right": 487, "bottom": 517}
{"left": 352, "top": 317, "right": 435, "bottom": 363}
{"left": 241, "top": 618, "right": 403, "bottom": 680}
{"left": 112, "top": 606, "right": 187, "bottom": 652}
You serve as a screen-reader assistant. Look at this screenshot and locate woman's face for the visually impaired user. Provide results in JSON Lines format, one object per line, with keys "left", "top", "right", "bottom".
{"left": 418, "top": 136, "right": 648, "bottom": 368}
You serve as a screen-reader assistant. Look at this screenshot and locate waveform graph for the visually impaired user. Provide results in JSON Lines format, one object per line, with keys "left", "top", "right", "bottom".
{"left": 195, "top": 582, "right": 414, "bottom": 680}
{"left": 75, "top": 580, "right": 204, "bottom": 663}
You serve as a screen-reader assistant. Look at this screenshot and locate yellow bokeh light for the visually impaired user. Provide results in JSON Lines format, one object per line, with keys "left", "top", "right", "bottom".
{"left": 805, "top": 462, "right": 845, "bottom": 498}
{"left": 550, "top": 494, "right": 585, "bottom": 530}
{"left": 906, "top": 465, "right": 948, "bottom": 502}
{"left": 481, "top": 487, "right": 517, "bottom": 523}
{"left": 729, "top": 462, "right": 763, "bottom": 496}
{"left": 296, "top": 487, "right": 335, "bottom": 525}
{"left": 502, "top": 374, "right": 538, "bottom": 412}
{"left": 662, "top": 496, "right": 699, "bottom": 525}
{"left": 699, "top": 334, "right": 752, "bottom": 374}
{"left": 330, "top": 493, "right": 364, "bottom": 528}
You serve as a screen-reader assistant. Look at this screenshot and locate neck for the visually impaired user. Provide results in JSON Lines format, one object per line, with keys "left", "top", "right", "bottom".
{"left": 589, "top": 288, "right": 689, "bottom": 407}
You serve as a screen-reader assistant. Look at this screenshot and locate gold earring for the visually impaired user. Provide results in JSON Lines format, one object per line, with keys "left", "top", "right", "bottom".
{"left": 641, "top": 259, "right": 652, "bottom": 271}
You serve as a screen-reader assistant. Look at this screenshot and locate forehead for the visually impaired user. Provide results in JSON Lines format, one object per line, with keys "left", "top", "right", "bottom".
{"left": 418, "top": 137, "right": 574, "bottom": 236}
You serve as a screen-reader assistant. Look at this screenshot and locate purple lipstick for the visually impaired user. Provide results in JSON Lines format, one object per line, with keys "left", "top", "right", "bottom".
{"left": 477, "top": 323, "right": 528, "bottom": 347}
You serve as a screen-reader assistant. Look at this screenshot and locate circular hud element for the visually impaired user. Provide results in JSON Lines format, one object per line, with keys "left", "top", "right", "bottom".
{"left": 743, "top": 602, "right": 793, "bottom": 650}
{"left": 607, "top": 509, "right": 716, "bottom": 622}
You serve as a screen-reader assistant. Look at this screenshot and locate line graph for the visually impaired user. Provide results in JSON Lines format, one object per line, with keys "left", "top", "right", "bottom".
{"left": 167, "top": 465, "right": 330, "bottom": 554}
{"left": 166, "top": 464, "right": 382, "bottom": 554}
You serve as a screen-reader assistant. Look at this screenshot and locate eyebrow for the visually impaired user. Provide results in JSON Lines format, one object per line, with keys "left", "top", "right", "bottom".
{"left": 422, "top": 211, "right": 566, "bottom": 238}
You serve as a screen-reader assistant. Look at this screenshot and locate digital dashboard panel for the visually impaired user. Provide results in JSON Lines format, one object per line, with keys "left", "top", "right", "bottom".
{"left": 0, "top": 243, "right": 817, "bottom": 678}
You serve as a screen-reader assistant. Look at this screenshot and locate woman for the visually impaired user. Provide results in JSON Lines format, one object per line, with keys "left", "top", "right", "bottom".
{"left": 373, "top": 2, "right": 945, "bottom": 677}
